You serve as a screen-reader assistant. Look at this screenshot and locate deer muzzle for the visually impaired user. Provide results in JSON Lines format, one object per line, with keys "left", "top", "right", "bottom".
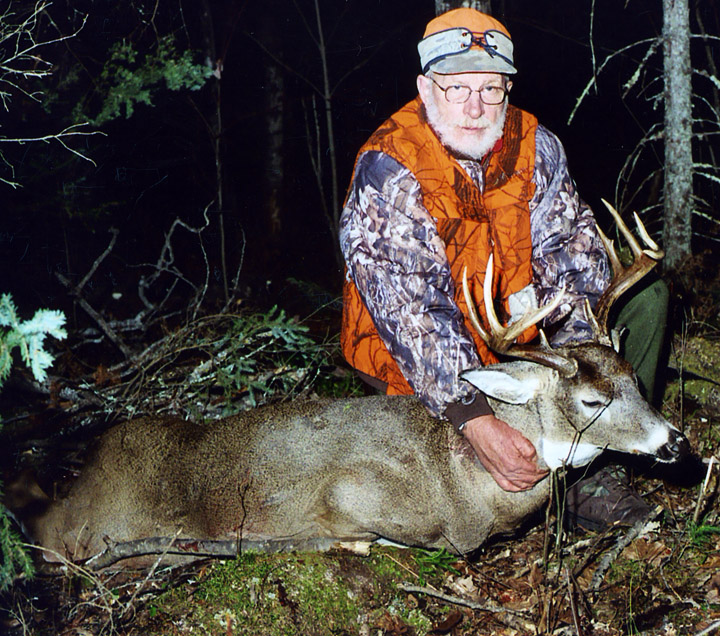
{"left": 655, "top": 428, "right": 690, "bottom": 462}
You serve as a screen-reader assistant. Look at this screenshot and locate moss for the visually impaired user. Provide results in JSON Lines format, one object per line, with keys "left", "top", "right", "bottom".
{"left": 664, "top": 336, "right": 720, "bottom": 416}
{"left": 146, "top": 549, "right": 435, "bottom": 636}
{"left": 364, "top": 546, "right": 412, "bottom": 581}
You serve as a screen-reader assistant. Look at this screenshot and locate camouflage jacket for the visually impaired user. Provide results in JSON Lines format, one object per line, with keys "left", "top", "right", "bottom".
{"left": 339, "top": 124, "right": 610, "bottom": 422}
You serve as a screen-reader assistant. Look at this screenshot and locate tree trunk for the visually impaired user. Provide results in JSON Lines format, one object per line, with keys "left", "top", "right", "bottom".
{"left": 435, "top": 0, "right": 492, "bottom": 15}
{"left": 662, "top": 0, "right": 693, "bottom": 272}
{"left": 261, "top": 2, "right": 285, "bottom": 243}
{"left": 199, "top": 0, "right": 229, "bottom": 303}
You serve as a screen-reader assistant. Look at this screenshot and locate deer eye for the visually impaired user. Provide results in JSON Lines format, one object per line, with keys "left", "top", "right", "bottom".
{"left": 582, "top": 399, "right": 607, "bottom": 409}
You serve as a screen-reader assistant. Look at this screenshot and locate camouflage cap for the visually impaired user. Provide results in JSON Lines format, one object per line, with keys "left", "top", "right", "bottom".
{"left": 418, "top": 8, "right": 516, "bottom": 75}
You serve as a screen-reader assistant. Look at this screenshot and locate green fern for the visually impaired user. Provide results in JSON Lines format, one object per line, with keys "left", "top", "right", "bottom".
{"left": 0, "top": 293, "right": 67, "bottom": 384}
{"left": 0, "top": 502, "right": 35, "bottom": 592}
{"left": 0, "top": 293, "right": 67, "bottom": 592}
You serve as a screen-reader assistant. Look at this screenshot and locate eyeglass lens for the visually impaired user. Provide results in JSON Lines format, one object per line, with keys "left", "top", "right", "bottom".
{"left": 444, "top": 85, "right": 506, "bottom": 105}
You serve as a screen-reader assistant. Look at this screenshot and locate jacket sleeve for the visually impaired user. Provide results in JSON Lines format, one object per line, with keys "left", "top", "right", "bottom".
{"left": 339, "top": 150, "right": 491, "bottom": 423}
{"left": 530, "top": 125, "right": 611, "bottom": 345}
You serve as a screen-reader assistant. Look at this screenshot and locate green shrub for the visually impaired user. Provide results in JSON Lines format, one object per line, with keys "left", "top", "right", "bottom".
{"left": 0, "top": 293, "right": 66, "bottom": 591}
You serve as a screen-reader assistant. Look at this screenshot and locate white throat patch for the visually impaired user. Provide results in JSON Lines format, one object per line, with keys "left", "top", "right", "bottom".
{"left": 539, "top": 438, "right": 603, "bottom": 471}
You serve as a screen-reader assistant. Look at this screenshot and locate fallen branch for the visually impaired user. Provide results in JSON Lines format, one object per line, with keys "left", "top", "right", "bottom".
{"left": 589, "top": 504, "right": 663, "bottom": 596}
{"left": 83, "top": 535, "right": 350, "bottom": 570}
{"left": 399, "top": 584, "right": 537, "bottom": 634}
{"left": 695, "top": 619, "right": 720, "bottom": 636}
{"left": 55, "top": 270, "right": 132, "bottom": 359}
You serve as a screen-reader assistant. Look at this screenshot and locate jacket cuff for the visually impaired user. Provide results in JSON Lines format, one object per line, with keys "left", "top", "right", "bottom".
{"left": 444, "top": 393, "right": 494, "bottom": 433}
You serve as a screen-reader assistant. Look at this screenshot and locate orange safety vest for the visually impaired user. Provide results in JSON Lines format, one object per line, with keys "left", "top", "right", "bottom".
{"left": 341, "top": 97, "right": 538, "bottom": 395}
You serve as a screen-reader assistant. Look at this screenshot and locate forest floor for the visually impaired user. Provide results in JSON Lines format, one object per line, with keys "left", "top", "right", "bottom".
{"left": 1, "top": 285, "right": 719, "bottom": 636}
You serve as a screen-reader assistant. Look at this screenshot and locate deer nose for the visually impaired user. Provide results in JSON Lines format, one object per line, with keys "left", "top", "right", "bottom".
{"left": 656, "top": 428, "right": 690, "bottom": 462}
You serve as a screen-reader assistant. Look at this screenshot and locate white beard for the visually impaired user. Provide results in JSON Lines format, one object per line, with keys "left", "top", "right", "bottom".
{"left": 424, "top": 94, "right": 507, "bottom": 160}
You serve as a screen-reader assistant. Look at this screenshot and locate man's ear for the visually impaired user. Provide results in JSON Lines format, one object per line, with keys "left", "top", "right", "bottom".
{"left": 417, "top": 74, "right": 431, "bottom": 105}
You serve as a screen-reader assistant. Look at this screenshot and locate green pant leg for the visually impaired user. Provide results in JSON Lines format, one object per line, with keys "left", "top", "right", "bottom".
{"left": 611, "top": 277, "right": 669, "bottom": 406}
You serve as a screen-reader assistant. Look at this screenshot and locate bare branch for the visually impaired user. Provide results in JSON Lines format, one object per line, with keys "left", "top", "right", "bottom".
{"left": 55, "top": 270, "right": 133, "bottom": 360}
{"left": 0, "top": 3, "right": 88, "bottom": 106}
{"left": 400, "top": 585, "right": 535, "bottom": 633}
{"left": 589, "top": 506, "right": 663, "bottom": 596}
{"left": 568, "top": 37, "right": 658, "bottom": 124}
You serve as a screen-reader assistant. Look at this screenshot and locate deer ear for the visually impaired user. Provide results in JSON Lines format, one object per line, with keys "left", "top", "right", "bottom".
{"left": 462, "top": 368, "right": 543, "bottom": 405}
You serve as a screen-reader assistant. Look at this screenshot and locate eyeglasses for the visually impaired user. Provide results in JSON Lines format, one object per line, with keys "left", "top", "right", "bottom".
{"left": 428, "top": 76, "right": 508, "bottom": 105}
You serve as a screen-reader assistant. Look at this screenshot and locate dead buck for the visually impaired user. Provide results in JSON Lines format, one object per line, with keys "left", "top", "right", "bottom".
{"left": 18, "top": 202, "right": 688, "bottom": 568}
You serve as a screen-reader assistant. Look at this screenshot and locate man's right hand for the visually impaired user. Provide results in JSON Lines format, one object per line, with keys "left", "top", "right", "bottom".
{"left": 461, "top": 414, "right": 548, "bottom": 492}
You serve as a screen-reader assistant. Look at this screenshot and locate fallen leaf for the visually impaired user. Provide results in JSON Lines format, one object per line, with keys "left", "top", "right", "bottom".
{"left": 432, "top": 609, "right": 463, "bottom": 633}
{"left": 621, "top": 538, "right": 672, "bottom": 567}
{"left": 446, "top": 575, "right": 477, "bottom": 598}
{"left": 375, "top": 612, "right": 410, "bottom": 635}
{"left": 528, "top": 561, "right": 543, "bottom": 589}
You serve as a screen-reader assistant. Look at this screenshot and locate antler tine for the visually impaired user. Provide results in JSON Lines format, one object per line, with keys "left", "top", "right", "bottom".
{"left": 595, "top": 224, "right": 624, "bottom": 278}
{"left": 632, "top": 211, "right": 663, "bottom": 258}
{"left": 601, "top": 198, "right": 643, "bottom": 259}
{"left": 462, "top": 265, "right": 491, "bottom": 344}
{"left": 462, "top": 260, "right": 577, "bottom": 376}
{"left": 600, "top": 199, "right": 664, "bottom": 260}
{"left": 592, "top": 200, "right": 664, "bottom": 337}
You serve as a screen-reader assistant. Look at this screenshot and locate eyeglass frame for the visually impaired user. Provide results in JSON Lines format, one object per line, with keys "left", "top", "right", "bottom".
{"left": 427, "top": 75, "right": 510, "bottom": 105}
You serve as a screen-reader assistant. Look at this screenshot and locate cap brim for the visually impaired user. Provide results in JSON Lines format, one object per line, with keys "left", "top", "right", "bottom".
{"left": 430, "top": 50, "right": 516, "bottom": 75}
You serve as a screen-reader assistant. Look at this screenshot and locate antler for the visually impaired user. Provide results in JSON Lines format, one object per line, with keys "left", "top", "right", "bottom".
{"left": 592, "top": 199, "right": 664, "bottom": 340}
{"left": 460, "top": 202, "right": 662, "bottom": 373}
{"left": 462, "top": 256, "right": 578, "bottom": 376}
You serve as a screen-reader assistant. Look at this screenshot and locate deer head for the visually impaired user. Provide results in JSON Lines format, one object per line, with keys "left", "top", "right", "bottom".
{"left": 461, "top": 202, "right": 688, "bottom": 470}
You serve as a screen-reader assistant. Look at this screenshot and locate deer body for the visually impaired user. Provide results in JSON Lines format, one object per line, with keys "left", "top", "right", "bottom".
{"left": 25, "top": 207, "right": 689, "bottom": 566}
{"left": 29, "top": 341, "right": 686, "bottom": 565}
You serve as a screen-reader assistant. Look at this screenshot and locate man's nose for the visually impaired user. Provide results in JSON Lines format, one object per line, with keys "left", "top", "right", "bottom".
{"left": 464, "top": 91, "right": 484, "bottom": 118}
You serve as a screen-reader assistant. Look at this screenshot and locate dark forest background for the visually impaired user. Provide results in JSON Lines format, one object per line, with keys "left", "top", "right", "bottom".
{"left": 0, "top": 0, "right": 718, "bottom": 346}
{"left": 2, "top": 4, "right": 720, "bottom": 631}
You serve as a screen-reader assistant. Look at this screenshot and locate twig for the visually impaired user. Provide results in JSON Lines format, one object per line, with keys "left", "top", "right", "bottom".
{"left": 53, "top": 227, "right": 133, "bottom": 357}
{"left": 399, "top": 584, "right": 536, "bottom": 633}
{"left": 565, "top": 567, "right": 584, "bottom": 636}
{"left": 76, "top": 227, "right": 119, "bottom": 293}
{"left": 692, "top": 455, "right": 717, "bottom": 525}
{"left": 136, "top": 209, "right": 212, "bottom": 322}
{"left": 378, "top": 551, "right": 426, "bottom": 585}
{"left": 695, "top": 619, "right": 720, "bottom": 636}
{"left": 542, "top": 468, "right": 556, "bottom": 568}
{"left": 589, "top": 505, "right": 663, "bottom": 595}
{"left": 27, "top": 544, "right": 119, "bottom": 630}
{"left": 55, "top": 271, "right": 133, "bottom": 359}
{"left": 119, "top": 529, "right": 182, "bottom": 618}
{"left": 570, "top": 530, "right": 615, "bottom": 580}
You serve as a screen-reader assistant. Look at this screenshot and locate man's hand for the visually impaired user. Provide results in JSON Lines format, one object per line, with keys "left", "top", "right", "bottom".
{"left": 462, "top": 414, "right": 548, "bottom": 492}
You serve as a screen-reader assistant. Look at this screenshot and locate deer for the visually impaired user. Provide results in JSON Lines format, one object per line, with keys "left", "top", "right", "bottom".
{"left": 16, "top": 202, "right": 689, "bottom": 569}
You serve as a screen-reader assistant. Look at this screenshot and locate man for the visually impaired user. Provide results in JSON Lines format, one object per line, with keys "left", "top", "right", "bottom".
{"left": 339, "top": 9, "right": 666, "bottom": 525}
